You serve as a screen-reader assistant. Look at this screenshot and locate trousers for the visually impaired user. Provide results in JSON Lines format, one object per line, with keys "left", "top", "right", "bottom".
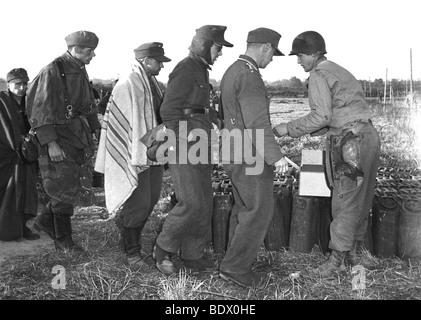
{"left": 156, "top": 163, "right": 213, "bottom": 260}
{"left": 219, "top": 162, "right": 274, "bottom": 275}
{"left": 120, "top": 166, "right": 163, "bottom": 228}
{"left": 328, "top": 122, "right": 380, "bottom": 252}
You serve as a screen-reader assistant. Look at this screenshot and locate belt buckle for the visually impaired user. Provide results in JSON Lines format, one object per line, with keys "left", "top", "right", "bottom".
{"left": 204, "top": 108, "right": 209, "bottom": 116}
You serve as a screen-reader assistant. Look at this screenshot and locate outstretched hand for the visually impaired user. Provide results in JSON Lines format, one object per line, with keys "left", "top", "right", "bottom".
{"left": 273, "top": 123, "right": 288, "bottom": 138}
{"left": 273, "top": 157, "right": 289, "bottom": 174}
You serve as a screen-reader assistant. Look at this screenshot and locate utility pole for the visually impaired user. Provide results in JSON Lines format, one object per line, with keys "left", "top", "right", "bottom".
{"left": 410, "top": 48, "right": 414, "bottom": 108}
{"left": 384, "top": 68, "right": 387, "bottom": 106}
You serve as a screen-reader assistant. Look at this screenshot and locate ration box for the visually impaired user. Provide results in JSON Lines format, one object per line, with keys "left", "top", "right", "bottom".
{"left": 298, "top": 149, "right": 331, "bottom": 197}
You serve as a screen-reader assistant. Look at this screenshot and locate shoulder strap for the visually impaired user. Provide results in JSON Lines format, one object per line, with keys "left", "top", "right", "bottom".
{"left": 54, "top": 58, "right": 70, "bottom": 107}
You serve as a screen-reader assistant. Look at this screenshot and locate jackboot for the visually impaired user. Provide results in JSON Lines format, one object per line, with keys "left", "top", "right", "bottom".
{"left": 122, "top": 227, "right": 147, "bottom": 269}
{"left": 301, "top": 249, "right": 346, "bottom": 279}
{"left": 345, "top": 240, "right": 378, "bottom": 269}
{"left": 33, "top": 204, "right": 55, "bottom": 239}
{"left": 54, "top": 213, "right": 84, "bottom": 253}
{"left": 23, "top": 214, "right": 40, "bottom": 240}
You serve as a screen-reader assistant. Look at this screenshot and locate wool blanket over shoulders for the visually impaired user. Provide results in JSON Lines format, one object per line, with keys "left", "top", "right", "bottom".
{"left": 94, "top": 62, "right": 159, "bottom": 216}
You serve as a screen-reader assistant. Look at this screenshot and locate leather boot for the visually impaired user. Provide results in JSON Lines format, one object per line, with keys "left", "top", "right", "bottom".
{"left": 33, "top": 203, "right": 55, "bottom": 239}
{"left": 153, "top": 244, "right": 176, "bottom": 275}
{"left": 23, "top": 214, "right": 40, "bottom": 240}
{"left": 122, "top": 227, "right": 147, "bottom": 268}
{"left": 301, "top": 249, "right": 346, "bottom": 278}
{"left": 345, "top": 240, "right": 378, "bottom": 269}
{"left": 54, "top": 213, "right": 84, "bottom": 253}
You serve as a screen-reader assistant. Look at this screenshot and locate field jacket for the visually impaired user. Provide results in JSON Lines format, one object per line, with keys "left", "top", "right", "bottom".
{"left": 26, "top": 51, "right": 100, "bottom": 148}
{"left": 287, "top": 59, "right": 372, "bottom": 137}
{"left": 160, "top": 52, "right": 213, "bottom": 140}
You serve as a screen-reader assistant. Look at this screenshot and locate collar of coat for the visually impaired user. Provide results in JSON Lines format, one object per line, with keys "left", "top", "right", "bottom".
{"left": 61, "top": 51, "right": 87, "bottom": 71}
{"left": 188, "top": 51, "right": 212, "bottom": 70}
{"left": 237, "top": 55, "right": 259, "bottom": 72}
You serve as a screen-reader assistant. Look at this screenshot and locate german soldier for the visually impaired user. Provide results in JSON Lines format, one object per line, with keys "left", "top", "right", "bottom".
{"left": 153, "top": 25, "right": 233, "bottom": 275}
{"left": 27, "top": 31, "right": 101, "bottom": 253}
{"left": 0, "top": 68, "right": 40, "bottom": 241}
{"left": 95, "top": 42, "right": 171, "bottom": 268}
{"left": 218, "top": 28, "right": 288, "bottom": 288}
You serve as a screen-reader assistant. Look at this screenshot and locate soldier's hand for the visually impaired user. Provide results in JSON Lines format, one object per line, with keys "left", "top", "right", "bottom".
{"left": 47, "top": 140, "right": 66, "bottom": 162}
{"left": 95, "top": 129, "right": 101, "bottom": 141}
{"left": 273, "top": 157, "right": 289, "bottom": 174}
{"left": 273, "top": 123, "right": 288, "bottom": 138}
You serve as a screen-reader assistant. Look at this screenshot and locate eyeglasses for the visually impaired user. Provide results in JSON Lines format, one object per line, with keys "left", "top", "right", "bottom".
{"left": 212, "top": 44, "right": 223, "bottom": 52}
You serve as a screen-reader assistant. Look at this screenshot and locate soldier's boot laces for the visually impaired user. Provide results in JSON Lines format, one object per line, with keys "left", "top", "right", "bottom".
{"left": 301, "top": 249, "right": 346, "bottom": 279}
{"left": 345, "top": 240, "right": 378, "bottom": 270}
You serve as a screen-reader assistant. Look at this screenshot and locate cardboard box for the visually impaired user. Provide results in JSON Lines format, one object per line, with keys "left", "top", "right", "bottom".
{"left": 298, "top": 149, "right": 331, "bottom": 197}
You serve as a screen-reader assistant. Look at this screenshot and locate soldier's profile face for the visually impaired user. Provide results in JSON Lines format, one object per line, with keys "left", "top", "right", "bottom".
{"left": 297, "top": 53, "right": 316, "bottom": 72}
{"left": 146, "top": 58, "right": 164, "bottom": 76}
{"left": 210, "top": 44, "right": 223, "bottom": 64}
{"left": 75, "top": 47, "right": 96, "bottom": 65}
{"left": 8, "top": 81, "right": 28, "bottom": 97}
{"left": 260, "top": 45, "right": 275, "bottom": 69}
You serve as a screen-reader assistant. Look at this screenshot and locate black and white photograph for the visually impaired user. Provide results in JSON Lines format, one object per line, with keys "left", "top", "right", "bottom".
{"left": 1, "top": 0, "right": 420, "bottom": 307}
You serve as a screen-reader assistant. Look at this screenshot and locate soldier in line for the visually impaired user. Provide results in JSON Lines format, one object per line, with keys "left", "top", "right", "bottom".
{"left": 273, "top": 31, "right": 381, "bottom": 278}
{"left": 95, "top": 42, "right": 171, "bottom": 268}
{"left": 218, "top": 28, "right": 289, "bottom": 288}
{"left": 27, "top": 31, "right": 101, "bottom": 253}
{"left": 0, "top": 68, "right": 40, "bottom": 241}
{"left": 153, "top": 25, "right": 233, "bottom": 275}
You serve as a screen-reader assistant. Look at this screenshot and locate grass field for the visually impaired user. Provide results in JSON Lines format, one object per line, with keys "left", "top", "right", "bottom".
{"left": 1, "top": 98, "right": 421, "bottom": 301}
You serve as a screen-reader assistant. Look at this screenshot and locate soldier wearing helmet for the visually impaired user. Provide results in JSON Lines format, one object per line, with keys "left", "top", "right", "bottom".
{"left": 274, "top": 31, "right": 381, "bottom": 278}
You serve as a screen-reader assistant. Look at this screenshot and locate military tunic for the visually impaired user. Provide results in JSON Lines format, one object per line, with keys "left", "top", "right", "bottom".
{"left": 218, "top": 55, "right": 283, "bottom": 275}
{"left": 26, "top": 51, "right": 100, "bottom": 208}
{"left": 156, "top": 52, "right": 214, "bottom": 261}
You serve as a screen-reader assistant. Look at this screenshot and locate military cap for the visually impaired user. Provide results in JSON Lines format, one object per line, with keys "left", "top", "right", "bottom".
{"left": 134, "top": 42, "right": 171, "bottom": 62}
{"left": 7, "top": 68, "right": 29, "bottom": 83}
{"left": 65, "top": 30, "right": 99, "bottom": 48}
{"left": 194, "top": 25, "right": 233, "bottom": 47}
{"left": 247, "top": 27, "right": 284, "bottom": 56}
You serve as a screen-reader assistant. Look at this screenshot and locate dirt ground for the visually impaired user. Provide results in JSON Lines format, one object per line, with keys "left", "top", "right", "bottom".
{"left": 0, "top": 189, "right": 107, "bottom": 270}
{"left": 0, "top": 220, "right": 53, "bottom": 268}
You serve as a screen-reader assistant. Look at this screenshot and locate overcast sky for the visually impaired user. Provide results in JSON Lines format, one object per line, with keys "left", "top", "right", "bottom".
{"left": 1, "top": 0, "right": 419, "bottom": 83}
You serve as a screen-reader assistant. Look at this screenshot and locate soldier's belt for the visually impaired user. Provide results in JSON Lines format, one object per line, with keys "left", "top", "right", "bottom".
{"left": 182, "top": 107, "right": 210, "bottom": 116}
{"left": 328, "top": 119, "right": 370, "bottom": 136}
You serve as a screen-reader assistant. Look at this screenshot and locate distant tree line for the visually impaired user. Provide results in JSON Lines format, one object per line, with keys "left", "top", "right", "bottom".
{"left": 210, "top": 77, "right": 421, "bottom": 98}
{"left": 1, "top": 76, "right": 420, "bottom": 99}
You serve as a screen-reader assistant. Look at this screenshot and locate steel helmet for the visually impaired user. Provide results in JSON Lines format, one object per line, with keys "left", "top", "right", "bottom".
{"left": 289, "top": 31, "right": 327, "bottom": 56}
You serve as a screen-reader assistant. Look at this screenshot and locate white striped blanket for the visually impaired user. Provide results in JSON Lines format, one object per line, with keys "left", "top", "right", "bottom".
{"left": 94, "top": 61, "right": 159, "bottom": 216}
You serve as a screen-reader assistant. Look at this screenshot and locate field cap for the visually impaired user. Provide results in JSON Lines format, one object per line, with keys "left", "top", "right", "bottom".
{"left": 7, "top": 68, "right": 29, "bottom": 83}
{"left": 134, "top": 42, "right": 171, "bottom": 62}
{"left": 65, "top": 31, "right": 99, "bottom": 48}
{"left": 194, "top": 25, "right": 233, "bottom": 47}
{"left": 247, "top": 27, "right": 284, "bottom": 56}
